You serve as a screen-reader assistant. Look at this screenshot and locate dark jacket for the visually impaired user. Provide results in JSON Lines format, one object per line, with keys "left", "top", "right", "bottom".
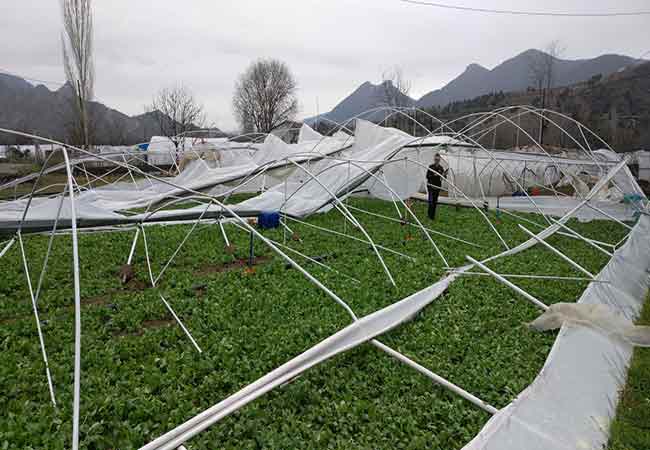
{"left": 427, "top": 163, "right": 446, "bottom": 190}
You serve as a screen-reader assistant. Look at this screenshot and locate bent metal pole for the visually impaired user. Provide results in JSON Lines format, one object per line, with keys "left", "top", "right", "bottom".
{"left": 141, "top": 223, "right": 497, "bottom": 450}
{"left": 0, "top": 238, "right": 15, "bottom": 260}
{"left": 466, "top": 256, "right": 548, "bottom": 311}
{"left": 518, "top": 225, "right": 596, "bottom": 279}
{"left": 61, "top": 148, "right": 83, "bottom": 450}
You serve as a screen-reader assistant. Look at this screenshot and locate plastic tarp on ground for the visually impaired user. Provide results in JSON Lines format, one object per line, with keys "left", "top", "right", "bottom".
{"left": 232, "top": 120, "right": 412, "bottom": 217}
{"left": 436, "top": 195, "right": 641, "bottom": 222}
{"left": 2, "top": 120, "right": 644, "bottom": 233}
{"left": 0, "top": 125, "right": 352, "bottom": 230}
{"left": 462, "top": 214, "right": 650, "bottom": 450}
{"left": 142, "top": 120, "right": 414, "bottom": 222}
{"left": 146, "top": 136, "right": 241, "bottom": 166}
{"left": 529, "top": 303, "right": 650, "bottom": 348}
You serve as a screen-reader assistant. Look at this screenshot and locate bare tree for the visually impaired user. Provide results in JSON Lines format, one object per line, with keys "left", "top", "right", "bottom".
{"left": 528, "top": 54, "right": 546, "bottom": 95}
{"left": 544, "top": 41, "right": 564, "bottom": 91}
{"left": 61, "top": 0, "right": 94, "bottom": 149}
{"left": 232, "top": 59, "right": 298, "bottom": 134}
{"left": 375, "top": 66, "right": 413, "bottom": 131}
{"left": 377, "top": 66, "right": 412, "bottom": 108}
{"left": 64, "top": 103, "right": 96, "bottom": 146}
{"left": 528, "top": 41, "right": 565, "bottom": 144}
{"left": 147, "top": 85, "right": 205, "bottom": 155}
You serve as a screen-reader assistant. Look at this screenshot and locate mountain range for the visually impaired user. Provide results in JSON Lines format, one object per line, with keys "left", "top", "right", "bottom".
{"left": 306, "top": 49, "right": 638, "bottom": 125}
{"left": 309, "top": 80, "right": 415, "bottom": 125}
{"left": 0, "top": 74, "right": 178, "bottom": 145}
{"left": 0, "top": 49, "right": 641, "bottom": 143}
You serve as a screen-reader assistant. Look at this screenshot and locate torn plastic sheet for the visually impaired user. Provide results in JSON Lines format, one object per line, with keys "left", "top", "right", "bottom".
{"left": 0, "top": 133, "right": 352, "bottom": 225}
{"left": 462, "top": 214, "right": 650, "bottom": 450}
{"left": 529, "top": 303, "right": 650, "bottom": 347}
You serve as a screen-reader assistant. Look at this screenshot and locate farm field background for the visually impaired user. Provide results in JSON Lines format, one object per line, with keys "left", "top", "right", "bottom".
{"left": 0, "top": 198, "right": 627, "bottom": 449}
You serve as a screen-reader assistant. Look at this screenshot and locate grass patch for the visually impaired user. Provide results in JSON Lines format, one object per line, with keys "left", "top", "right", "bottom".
{"left": 0, "top": 197, "right": 630, "bottom": 449}
{"left": 608, "top": 294, "right": 650, "bottom": 450}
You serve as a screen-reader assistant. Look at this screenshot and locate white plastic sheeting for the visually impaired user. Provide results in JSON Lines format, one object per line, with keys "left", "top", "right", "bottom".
{"left": 440, "top": 150, "right": 629, "bottom": 199}
{"left": 362, "top": 141, "right": 643, "bottom": 205}
{"left": 529, "top": 303, "right": 650, "bottom": 347}
{"left": 1, "top": 120, "right": 644, "bottom": 235}
{"left": 0, "top": 196, "right": 125, "bottom": 222}
{"left": 140, "top": 120, "right": 414, "bottom": 222}
{"left": 0, "top": 128, "right": 351, "bottom": 226}
{"left": 298, "top": 123, "right": 324, "bottom": 143}
{"left": 146, "top": 136, "right": 232, "bottom": 166}
{"left": 462, "top": 214, "right": 650, "bottom": 450}
{"left": 436, "top": 195, "right": 640, "bottom": 222}
{"left": 148, "top": 124, "right": 326, "bottom": 167}
{"left": 236, "top": 120, "right": 413, "bottom": 216}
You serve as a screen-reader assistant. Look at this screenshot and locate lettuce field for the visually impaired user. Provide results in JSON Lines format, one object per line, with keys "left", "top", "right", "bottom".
{"left": 0, "top": 198, "right": 627, "bottom": 449}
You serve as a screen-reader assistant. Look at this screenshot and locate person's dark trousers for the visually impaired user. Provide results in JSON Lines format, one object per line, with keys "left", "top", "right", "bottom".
{"left": 428, "top": 188, "right": 440, "bottom": 219}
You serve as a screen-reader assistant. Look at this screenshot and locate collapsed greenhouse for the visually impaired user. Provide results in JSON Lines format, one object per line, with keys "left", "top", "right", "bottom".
{"left": 0, "top": 105, "right": 649, "bottom": 449}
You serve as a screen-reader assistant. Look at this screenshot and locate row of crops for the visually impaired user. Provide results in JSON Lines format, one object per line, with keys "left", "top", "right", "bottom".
{"left": 0, "top": 198, "right": 627, "bottom": 449}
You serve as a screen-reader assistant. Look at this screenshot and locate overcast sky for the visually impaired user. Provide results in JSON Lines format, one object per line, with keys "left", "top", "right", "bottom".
{"left": 1, "top": 0, "right": 648, "bottom": 131}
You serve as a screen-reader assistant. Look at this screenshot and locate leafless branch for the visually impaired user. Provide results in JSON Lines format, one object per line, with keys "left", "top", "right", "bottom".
{"left": 147, "top": 85, "right": 206, "bottom": 151}
{"left": 61, "top": 0, "right": 94, "bottom": 149}
{"left": 233, "top": 59, "right": 299, "bottom": 133}
{"left": 527, "top": 41, "right": 565, "bottom": 144}
{"left": 377, "top": 66, "right": 412, "bottom": 108}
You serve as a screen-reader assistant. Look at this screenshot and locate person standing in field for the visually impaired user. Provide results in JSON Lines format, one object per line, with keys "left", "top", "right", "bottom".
{"left": 426, "top": 153, "right": 447, "bottom": 220}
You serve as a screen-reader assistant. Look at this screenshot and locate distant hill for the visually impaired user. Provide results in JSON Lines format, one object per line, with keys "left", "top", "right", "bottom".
{"left": 428, "top": 61, "right": 650, "bottom": 152}
{"left": 305, "top": 80, "right": 415, "bottom": 126}
{"left": 307, "top": 49, "right": 638, "bottom": 126}
{"left": 416, "top": 50, "right": 637, "bottom": 109}
{"left": 0, "top": 74, "right": 217, "bottom": 145}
